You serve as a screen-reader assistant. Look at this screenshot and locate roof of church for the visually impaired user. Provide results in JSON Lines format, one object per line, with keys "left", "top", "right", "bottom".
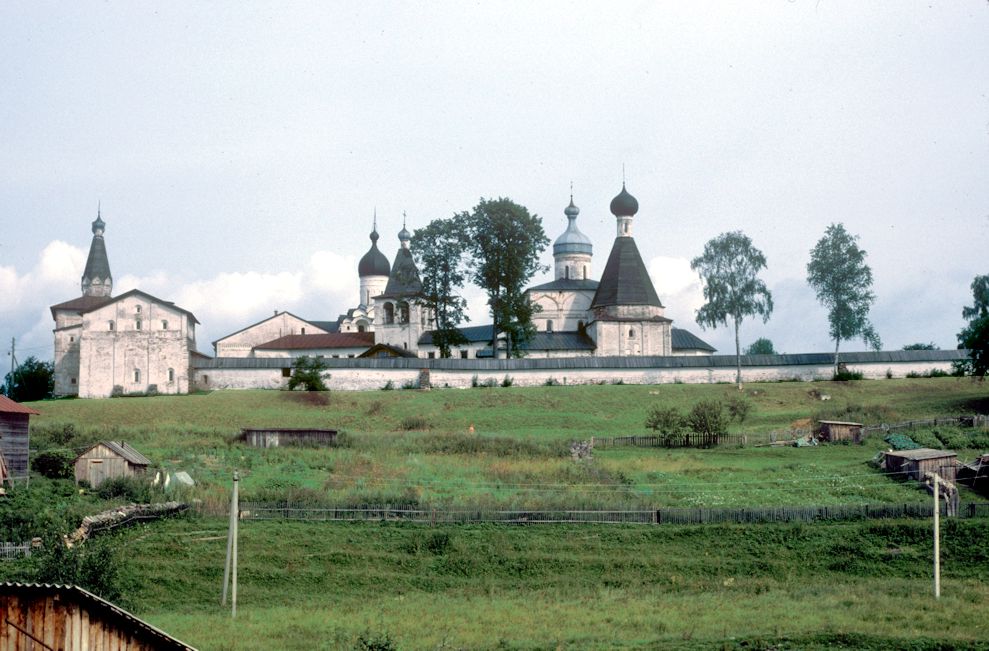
{"left": 553, "top": 197, "right": 592, "bottom": 256}
{"left": 527, "top": 278, "right": 599, "bottom": 292}
{"left": 610, "top": 183, "right": 639, "bottom": 217}
{"left": 590, "top": 237, "right": 663, "bottom": 309}
{"left": 358, "top": 343, "right": 418, "bottom": 358}
{"left": 49, "top": 288, "right": 200, "bottom": 324}
{"left": 379, "top": 247, "right": 422, "bottom": 298}
{"left": 309, "top": 320, "right": 340, "bottom": 333}
{"left": 254, "top": 332, "right": 374, "bottom": 350}
{"left": 82, "top": 216, "right": 112, "bottom": 283}
{"left": 358, "top": 228, "right": 391, "bottom": 277}
{"left": 50, "top": 295, "right": 114, "bottom": 318}
{"left": 418, "top": 325, "right": 596, "bottom": 352}
{"left": 419, "top": 324, "right": 495, "bottom": 345}
{"left": 671, "top": 328, "right": 716, "bottom": 352}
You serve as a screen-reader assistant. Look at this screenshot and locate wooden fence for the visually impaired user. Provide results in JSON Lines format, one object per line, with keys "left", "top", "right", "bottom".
{"left": 232, "top": 501, "right": 989, "bottom": 526}
{"left": 0, "top": 542, "right": 31, "bottom": 561}
{"left": 592, "top": 433, "right": 747, "bottom": 449}
{"left": 863, "top": 415, "right": 989, "bottom": 435}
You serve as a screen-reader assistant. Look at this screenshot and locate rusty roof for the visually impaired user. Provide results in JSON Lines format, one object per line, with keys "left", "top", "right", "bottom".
{"left": 255, "top": 332, "right": 375, "bottom": 350}
{"left": 0, "top": 395, "right": 40, "bottom": 415}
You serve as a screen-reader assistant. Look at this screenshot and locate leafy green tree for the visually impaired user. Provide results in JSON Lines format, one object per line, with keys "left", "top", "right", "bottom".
{"left": 957, "top": 274, "right": 989, "bottom": 378}
{"left": 806, "top": 223, "right": 881, "bottom": 375}
{"left": 691, "top": 231, "right": 773, "bottom": 389}
{"left": 745, "top": 337, "right": 776, "bottom": 355}
{"left": 2, "top": 356, "right": 53, "bottom": 402}
{"left": 287, "top": 355, "right": 329, "bottom": 391}
{"left": 464, "top": 198, "right": 549, "bottom": 357}
{"left": 903, "top": 342, "right": 937, "bottom": 351}
{"left": 411, "top": 217, "right": 470, "bottom": 358}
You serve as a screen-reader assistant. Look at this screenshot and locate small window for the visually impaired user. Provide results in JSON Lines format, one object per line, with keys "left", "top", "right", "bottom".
{"left": 108, "top": 320, "right": 114, "bottom": 331}
{"left": 168, "top": 368, "right": 175, "bottom": 382}
{"left": 133, "top": 368, "right": 141, "bottom": 383}
{"left": 347, "top": 354, "right": 355, "bottom": 358}
{"left": 332, "top": 354, "right": 340, "bottom": 358}
{"left": 629, "top": 328, "right": 636, "bottom": 338}
{"left": 136, "top": 305, "right": 142, "bottom": 314}
{"left": 402, "top": 342, "right": 407, "bottom": 350}
{"left": 162, "top": 320, "right": 168, "bottom": 330}
{"left": 69, "top": 335, "right": 75, "bottom": 342}
{"left": 202, "top": 375, "right": 209, "bottom": 384}
{"left": 460, "top": 350, "right": 468, "bottom": 359}
{"left": 547, "top": 320, "right": 554, "bottom": 333}
{"left": 624, "top": 223, "right": 629, "bottom": 234}
{"left": 301, "top": 327, "right": 306, "bottom": 334}
{"left": 282, "top": 368, "right": 291, "bottom": 378}
{"left": 565, "top": 266, "right": 570, "bottom": 280}
{"left": 358, "top": 325, "right": 366, "bottom": 333}
{"left": 136, "top": 319, "right": 142, "bottom": 331}
{"left": 428, "top": 352, "right": 435, "bottom": 359}
{"left": 71, "top": 377, "right": 77, "bottom": 385}
{"left": 583, "top": 266, "right": 587, "bottom": 280}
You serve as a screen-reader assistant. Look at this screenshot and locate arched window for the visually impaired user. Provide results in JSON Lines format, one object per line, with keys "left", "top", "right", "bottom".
{"left": 300, "top": 327, "right": 306, "bottom": 334}
{"left": 383, "top": 303, "right": 395, "bottom": 325}
{"left": 162, "top": 320, "right": 169, "bottom": 330}
{"left": 398, "top": 302, "right": 410, "bottom": 324}
{"left": 358, "top": 324, "right": 366, "bottom": 333}
{"left": 583, "top": 266, "right": 587, "bottom": 279}
{"left": 133, "top": 368, "right": 141, "bottom": 383}
{"left": 629, "top": 328, "right": 636, "bottom": 338}
{"left": 108, "top": 320, "right": 114, "bottom": 331}
{"left": 135, "top": 319, "right": 142, "bottom": 331}
{"left": 168, "top": 368, "right": 175, "bottom": 383}
{"left": 565, "top": 266, "right": 570, "bottom": 280}
{"left": 547, "top": 320, "right": 554, "bottom": 333}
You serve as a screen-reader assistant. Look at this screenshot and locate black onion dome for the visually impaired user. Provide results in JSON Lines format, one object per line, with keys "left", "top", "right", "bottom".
{"left": 358, "top": 229, "right": 391, "bottom": 277}
{"left": 609, "top": 183, "right": 639, "bottom": 217}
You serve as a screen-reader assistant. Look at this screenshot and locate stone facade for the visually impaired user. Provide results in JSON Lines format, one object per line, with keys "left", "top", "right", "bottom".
{"left": 213, "top": 311, "right": 329, "bottom": 357}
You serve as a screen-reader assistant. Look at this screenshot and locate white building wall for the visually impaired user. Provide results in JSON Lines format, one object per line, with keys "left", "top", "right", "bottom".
{"left": 528, "top": 289, "right": 595, "bottom": 333}
{"left": 214, "top": 312, "right": 327, "bottom": 357}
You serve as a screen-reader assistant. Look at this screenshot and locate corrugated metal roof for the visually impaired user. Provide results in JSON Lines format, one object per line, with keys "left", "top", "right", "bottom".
{"left": 527, "top": 278, "right": 600, "bottom": 292}
{"left": 1, "top": 583, "right": 197, "bottom": 650}
{"left": 419, "top": 324, "right": 495, "bottom": 345}
{"left": 78, "top": 441, "right": 152, "bottom": 466}
{"left": 525, "top": 332, "right": 596, "bottom": 351}
{"left": 255, "top": 332, "right": 375, "bottom": 350}
{"left": 671, "top": 328, "right": 716, "bottom": 352}
{"left": 0, "top": 395, "right": 40, "bottom": 415}
{"left": 591, "top": 237, "right": 664, "bottom": 308}
{"left": 885, "top": 448, "right": 957, "bottom": 461}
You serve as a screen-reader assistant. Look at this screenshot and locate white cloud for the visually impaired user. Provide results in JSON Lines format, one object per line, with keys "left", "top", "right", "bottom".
{"left": 648, "top": 256, "right": 705, "bottom": 329}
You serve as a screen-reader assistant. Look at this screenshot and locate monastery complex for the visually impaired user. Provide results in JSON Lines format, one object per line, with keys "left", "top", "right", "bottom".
{"left": 50, "top": 185, "right": 961, "bottom": 397}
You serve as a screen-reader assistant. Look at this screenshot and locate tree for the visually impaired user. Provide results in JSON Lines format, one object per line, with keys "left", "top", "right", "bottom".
{"left": 806, "top": 223, "right": 881, "bottom": 375}
{"left": 903, "top": 342, "right": 938, "bottom": 351}
{"left": 957, "top": 274, "right": 989, "bottom": 378}
{"left": 745, "top": 337, "right": 776, "bottom": 355}
{"left": 691, "top": 231, "right": 773, "bottom": 389}
{"left": 2, "top": 356, "right": 54, "bottom": 402}
{"left": 287, "top": 355, "right": 329, "bottom": 391}
{"left": 463, "top": 198, "right": 549, "bottom": 357}
{"left": 411, "top": 217, "right": 470, "bottom": 358}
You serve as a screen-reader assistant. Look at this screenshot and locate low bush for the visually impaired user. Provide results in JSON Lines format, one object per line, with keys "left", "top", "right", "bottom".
{"left": 725, "top": 393, "right": 753, "bottom": 423}
{"left": 96, "top": 476, "right": 156, "bottom": 503}
{"left": 415, "top": 433, "right": 567, "bottom": 457}
{"left": 833, "top": 370, "right": 864, "bottom": 381}
{"left": 399, "top": 415, "right": 430, "bottom": 431}
{"left": 31, "top": 450, "right": 75, "bottom": 479}
{"left": 645, "top": 406, "right": 685, "bottom": 434}
{"left": 400, "top": 380, "right": 417, "bottom": 390}
{"left": 686, "top": 400, "right": 730, "bottom": 436}
{"left": 380, "top": 380, "right": 394, "bottom": 391}
{"left": 501, "top": 375, "right": 514, "bottom": 387}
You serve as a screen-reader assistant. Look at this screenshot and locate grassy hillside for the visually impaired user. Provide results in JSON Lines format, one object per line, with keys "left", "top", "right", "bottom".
{"left": 24, "top": 379, "right": 989, "bottom": 510}
{"left": 112, "top": 516, "right": 989, "bottom": 650}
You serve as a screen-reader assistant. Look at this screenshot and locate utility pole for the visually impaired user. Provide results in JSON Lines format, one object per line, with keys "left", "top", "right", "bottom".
{"left": 222, "top": 471, "right": 240, "bottom": 617}
{"left": 933, "top": 472, "right": 941, "bottom": 599}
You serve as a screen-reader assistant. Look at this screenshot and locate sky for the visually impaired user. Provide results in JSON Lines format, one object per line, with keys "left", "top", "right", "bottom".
{"left": 2, "top": 1, "right": 988, "bottom": 365}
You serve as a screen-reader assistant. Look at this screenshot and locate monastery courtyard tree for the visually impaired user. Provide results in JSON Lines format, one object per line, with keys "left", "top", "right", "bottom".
{"left": 464, "top": 198, "right": 549, "bottom": 357}
{"left": 807, "top": 222, "right": 881, "bottom": 376}
{"left": 691, "top": 231, "right": 773, "bottom": 389}
{"left": 411, "top": 218, "right": 469, "bottom": 358}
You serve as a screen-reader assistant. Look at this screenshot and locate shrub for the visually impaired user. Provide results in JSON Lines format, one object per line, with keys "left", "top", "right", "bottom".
{"left": 686, "top": 400, "right": 730, "bottom": 436}
{"left": 401, "top": 380, "right": 417, "bottom": 390}
{"left": 381, "top": 380, "right": 394, "bottom": 391}
{"left": 287, "top": 355, "right": 329, "bottom": 391}
{"left": 399, "top": 415, "right": 430, "bottom": 431}
{"left": 833, "top": 370, "right": 864, "bottom": 381}
{"left": 471, "top": 374, "right": 480, "bottom": 388}
{"left": 645, "top": 406, "right": 685, "bottom": 434}
{"left": 97, "top": 476, "right": 155, "bottom": 503}
{"left": 544, "top": 377, "right": 559, "bottom": 386}
{"left": 501, "top": 375, "right": 514, "bottom": 387}
{"left": 354, "top": 630, "right": 397, "bottom": 651}
{"left": 31, "top": 450, "right": 75, "bottom": 479}
{"left": 725, "top": 394, "right": 753, "bottom": 423}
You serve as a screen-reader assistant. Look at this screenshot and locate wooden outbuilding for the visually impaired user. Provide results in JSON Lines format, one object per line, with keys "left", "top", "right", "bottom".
{"left": 882, "top": 448, "right": 958, "bottom": 483}
{"left": 0, "top": 396, "right": 39, "bottom": 484}
{"left": 241, "top": 428, "right": 337, "bottom": 448}
{"left": 0, "top": 582, "right": 196, "bottom": 650}
{"left": 74, "top": 441, "right": 151, "bottom": 488}
{"left": 817, "top": 420, "right": 864, "bottom": 443}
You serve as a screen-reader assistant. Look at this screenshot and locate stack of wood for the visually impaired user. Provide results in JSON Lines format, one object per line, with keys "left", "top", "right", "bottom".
{"left": 65, "top": 501, "right": 187, "bottom": 547}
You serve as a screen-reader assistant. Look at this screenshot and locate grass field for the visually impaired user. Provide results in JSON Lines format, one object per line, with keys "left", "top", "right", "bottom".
{"left": 24, "top": 378, "right": 989, "bottom": 510}
{"left": 8, "top": 378, "right": 989, "bottom": 649}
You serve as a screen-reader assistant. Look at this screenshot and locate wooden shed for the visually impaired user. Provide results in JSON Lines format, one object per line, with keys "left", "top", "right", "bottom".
{"left": 0, "top": 582, "right": 196, "bottom": 650}
{"left": 0, "top": 396, "right": 39, "bottom": 484}
{"left": 883, "top": 448, "right": 958, "bottom": 483}
{"left": 817, "top": 420, "right": 864, "bottom": 443}
{"left": 74, "top": 441, "right": 151, "bottom": 488}
{"left": 241, "top": 428, "right": 337, "bottom": 448}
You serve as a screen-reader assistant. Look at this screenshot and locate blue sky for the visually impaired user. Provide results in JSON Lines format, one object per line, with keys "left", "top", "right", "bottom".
{"left": 2, "top": 1, "right": 987, "bottom": 360}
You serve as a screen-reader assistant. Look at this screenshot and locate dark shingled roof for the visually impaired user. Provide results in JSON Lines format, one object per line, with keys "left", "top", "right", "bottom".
{"left": 82, "top": 231, "right": 112, "bottom": 284}
{"left": 591, "top": 237, "right": 663, "bottom": 308}
{"left": 419, "top": 324, "right": 495, "bottom": 345}
{"left": 524, "top": 331, "right": 596, "bottom": 351}
{"left": 379, "top": 248, "right": 422, "bottom": 298}
{"left": 527, "top": 278, "right": 600, "bottom": 292}
{"left": 255, "top": 332, "right": 375, "bottom": 350}
{"left": 50, "top": 294, "right": 114, "bottom": 318}
{"left": 308, "top": 320, "right": 340, "bottom": 333}
{"left": 671, "top": 328, "right": 716, "bottom": 352}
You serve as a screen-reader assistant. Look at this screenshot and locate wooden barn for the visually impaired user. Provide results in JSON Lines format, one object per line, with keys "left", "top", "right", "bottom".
{"left": 241, "top": 428, "right": 337, "bottom": 448}
{"left": 74, "top": 441, "right": 151, "bottom": 488}
{"left": 0, "top": 582, "right": 196, "bottom": 650}
{"left": 0, "top": 396, "right": 39, "bottom": 484}
{"left": 817, "top": 420, "right": 864, "bottom": 443}
{"left": 883, "top": 448, "right": 958, "bottom": 483}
